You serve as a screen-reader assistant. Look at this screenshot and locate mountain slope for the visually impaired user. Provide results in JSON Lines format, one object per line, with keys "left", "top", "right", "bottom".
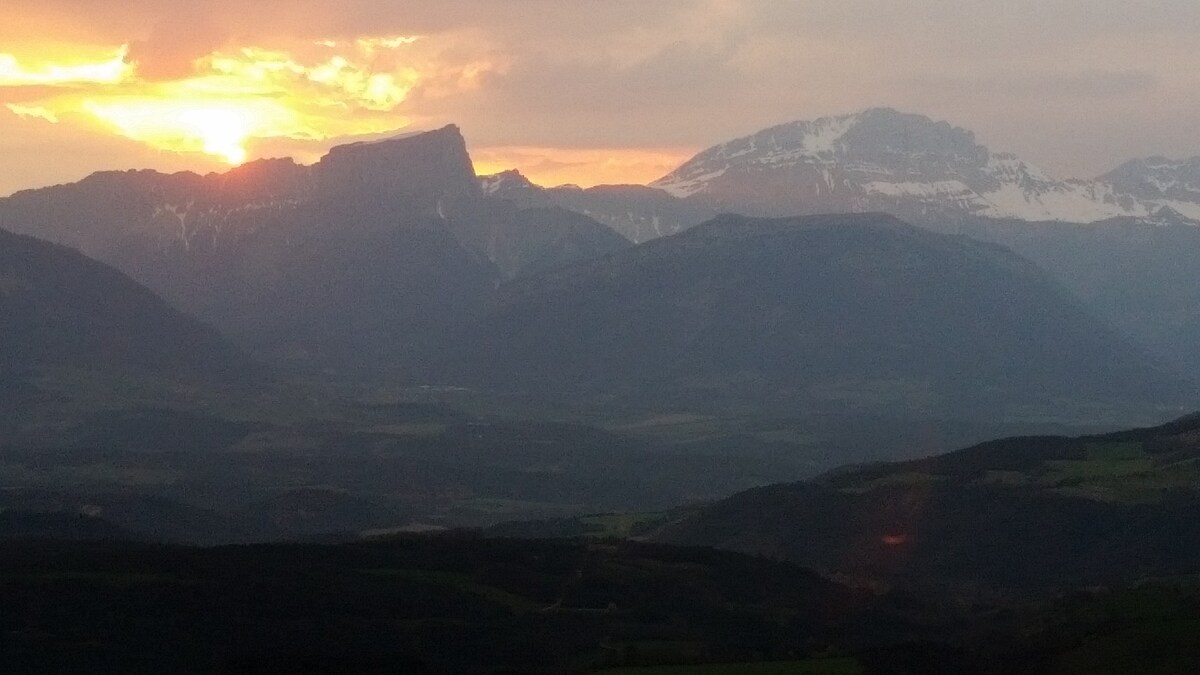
{"left": 656, "top": 413, "right": 1200, "bottom": 594}
{"left": 480, "top": 169, "right": 718, "bottom": 244}
{"left": 436, "top": 213, "right": 1187, "bottom": 417}
{"left": 0, "top": 227, "right": 243, "bottom": 375}
{"left": 953, "top": 217, "right": 1200, "bottom": 380}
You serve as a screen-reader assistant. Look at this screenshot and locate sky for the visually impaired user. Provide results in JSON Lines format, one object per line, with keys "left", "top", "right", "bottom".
{"left": 2, "top": 0, "right": 1199, "bottom": 197}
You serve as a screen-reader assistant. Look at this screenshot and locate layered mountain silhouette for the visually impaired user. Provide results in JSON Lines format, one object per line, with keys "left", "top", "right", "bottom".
{"left": 0, "top": 227, "right": 242, "bottom": 375}
{"left": 481, "top": 169, "right": 719, "bottom": 244}
{"left": 4, "top": 116, "right": 1197, "bottom": 411}
{"left": 480, "top": 108, "right": 1200, "bottom": 245}
{"left": 0, "top": 126, "right": 627, "bottom": 370}
{"left": 477, "top": 109, "right": 1200, "bottom": 380}
{"left": 436, "top": 212, "right": 1186, "bottom": 416}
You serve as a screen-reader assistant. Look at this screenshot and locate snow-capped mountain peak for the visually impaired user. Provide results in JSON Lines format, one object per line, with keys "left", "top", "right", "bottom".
{"left": 650, "top": 108, "right": 1200, "bottom": 226}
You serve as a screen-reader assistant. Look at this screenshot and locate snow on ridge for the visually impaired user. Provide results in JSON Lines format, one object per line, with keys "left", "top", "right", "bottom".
{"left": 863, "top": 180, "right": 978, "bottom": 200}
{"left": 651, "top": 112, "right": 865, "bottom": 195}
{"left": 479, "top": 174, "right": 507, "bottom": 195}
{"left": 986, "top": 153, "right": 1054, "bottom": 185}
{"left": 646, "top": 109, "right": 1200, "bottom": 226}
{"left": 1160, "top": 199, "right": 1200, "bottom": 221}
{"left": 799, "top": 113, "right": 860, "bottom": 155}
{"left": 654, "top": 168, "right": 728, "bottom": 198}
{"left": 977, "top": 181, "right": 1145, "bottom": 222}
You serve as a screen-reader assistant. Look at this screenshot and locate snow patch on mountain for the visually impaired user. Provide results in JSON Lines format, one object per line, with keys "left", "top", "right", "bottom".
{"left": 650, "top": 108, "right": 1200, "bottom": 226}
{"left": 977, "top": 181, "right": 1144, "bottom": 222}
{"left": 655, "top": 168, "right": 727, "bottom": 198}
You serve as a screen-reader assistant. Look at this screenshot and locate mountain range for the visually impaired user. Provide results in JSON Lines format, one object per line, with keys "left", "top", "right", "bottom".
{"left": 1, "top": 115, "right": 1196, "bottom": 420}
{"left": 475, "top": 108, "right": 1200, "bottom": 380}
{"left": 0, "top": 125, "right": 627, "bottom": 370}
{"left": 438, "top": 212, "right": 1187, "bottom": 417}
{"left": 649, "top": 107, "right": 1200, "bottom": 226}
{"left": 479, "top": 109, "right": 1200, "bottom": 247}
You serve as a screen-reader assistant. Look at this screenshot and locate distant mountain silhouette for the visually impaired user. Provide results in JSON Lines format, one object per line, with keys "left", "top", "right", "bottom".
{"left": 436, "top": 213, "right": 1188, "bottom": 416}
{"left": 477, "top": 111, "right": 1200, "bottom": 382}
{"left": 0, "top": 126, "right": 627, "bottom": 372}
{"left": 0, "top": 227, "right": 244, "bottom": 376}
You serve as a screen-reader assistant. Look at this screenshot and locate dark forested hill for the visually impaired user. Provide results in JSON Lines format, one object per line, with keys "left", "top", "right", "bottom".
{"left": 0, "top": 227, "right": 243, "bottom": 376}
{"left": 656, "top": 413, "right": 1200, "bottom": 594}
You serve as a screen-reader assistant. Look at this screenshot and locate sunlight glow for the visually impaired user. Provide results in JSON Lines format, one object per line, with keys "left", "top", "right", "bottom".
{"left": 5, "top": 104, "right": 59, "bottom": 123}
{"left": 0, "top": 36, "right": 442, "bottom": 165}
{"left": 83, "top": 97, "right": 296, "bottom": 165}
{"left": 0, "top": 46, "right": 131, "bottom": 86}
{"left": 472, "top": 146, "right": 698, "bottom": 188}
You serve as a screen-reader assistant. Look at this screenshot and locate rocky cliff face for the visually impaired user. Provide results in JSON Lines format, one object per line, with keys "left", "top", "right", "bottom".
{"left": 316, "top": 125, "right": 481, "bottom": 205}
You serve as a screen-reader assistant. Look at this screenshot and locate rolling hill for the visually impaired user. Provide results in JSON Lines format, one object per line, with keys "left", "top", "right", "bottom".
{"left": 656, "top": 412, "right": 1200, "bottom": 594}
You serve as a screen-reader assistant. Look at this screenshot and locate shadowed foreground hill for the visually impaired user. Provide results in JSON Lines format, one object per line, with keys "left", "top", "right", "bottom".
{"left": 656, "top": 413, "right": 1200, "bottom": 594}
{"left": 3, "top": 535, "right": 1199, "bottom": 674}
{"left": 438, "top": 213, "right": 1188, "bottom": 417}
{"left": 0, "top": 227, "right": 244, "bottom": 376}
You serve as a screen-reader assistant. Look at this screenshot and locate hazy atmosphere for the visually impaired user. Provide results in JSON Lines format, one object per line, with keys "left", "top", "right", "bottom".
{"left": 6, "top": 3, "right": 1200, "bottom": 672}
{"left": 3, "top": 0, "right": 1199, "bottom": 195}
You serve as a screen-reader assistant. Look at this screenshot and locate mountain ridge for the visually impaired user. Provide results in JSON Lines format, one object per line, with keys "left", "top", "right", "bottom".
{"left": 0, "top": 127, "right": 629, "bottom": 372}
{"left": 648, "top": 107, "right": 1200, "bottom": 225}
{"left": 435, "top": 212, "right": 1189, "bottom": 418}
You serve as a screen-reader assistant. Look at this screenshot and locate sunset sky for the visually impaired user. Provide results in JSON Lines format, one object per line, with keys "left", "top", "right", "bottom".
{"left": 2, "top": 0, "right": 1199, "bottom": 196}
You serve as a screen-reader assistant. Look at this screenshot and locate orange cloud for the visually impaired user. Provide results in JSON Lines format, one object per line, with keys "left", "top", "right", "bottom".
{"left": 0, "top": 36, "right": 494, "bottom": 166}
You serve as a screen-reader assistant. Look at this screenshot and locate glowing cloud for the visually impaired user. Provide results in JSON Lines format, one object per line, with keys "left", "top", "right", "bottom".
{"left": 5, "top": 104, "right": 59, "bottom": 123}
{"left": 0, "top": 35, "right": 467, "bottom": 165}
{"left": 83, "top": 97, "right": 297, "bottom": 165}
{"left": 0, "top": 46, "right": 131, "bottom": 86}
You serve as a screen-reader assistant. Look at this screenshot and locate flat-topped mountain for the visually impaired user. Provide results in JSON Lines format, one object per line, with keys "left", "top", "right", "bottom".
{"left": 317, "top": 125, "right": 479, "bottom": 202}
{"left": 0, "top": 127, "right": 627, "bottom": 372}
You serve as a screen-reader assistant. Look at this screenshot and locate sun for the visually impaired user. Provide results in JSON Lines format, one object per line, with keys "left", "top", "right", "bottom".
{"left": 83, "top": 96, "right": 301, "bottom": 166}
{"left": 2, "top": 35, "right": 447, "bottom": 166}
{"left": 177, "top": 106, "right": 253, "bottom": 164}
